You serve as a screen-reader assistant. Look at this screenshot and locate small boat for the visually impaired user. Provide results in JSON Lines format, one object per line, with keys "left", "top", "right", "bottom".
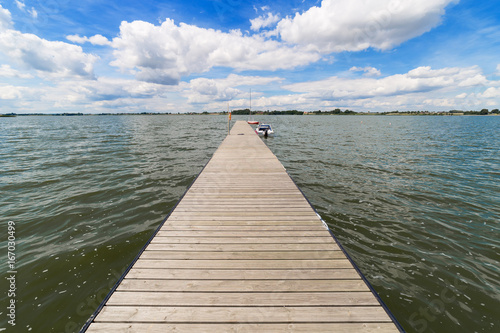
{"left": 255, "top": 124, "right": 274, "bottom": 137}
{"left": 247, "top": 120, "right": 259, "bottom": 125}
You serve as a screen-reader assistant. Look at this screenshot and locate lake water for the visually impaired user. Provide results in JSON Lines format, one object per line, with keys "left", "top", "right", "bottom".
{"left": 1, "top": 115, "right": 499, "bottom": 332}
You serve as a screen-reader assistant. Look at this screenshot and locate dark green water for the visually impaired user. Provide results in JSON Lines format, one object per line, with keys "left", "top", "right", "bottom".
{"left": 1, "top": 115, "right": 499, "bottom": 332}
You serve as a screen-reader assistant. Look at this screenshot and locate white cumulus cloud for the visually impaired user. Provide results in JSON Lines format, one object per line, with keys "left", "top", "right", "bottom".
{"left": 250, "top": 12, "right": 280, "bottom": 31}
{"left": 0, "top": 30, "right": 97, "bottom": 78}
{"left": 0, "top": 64, "right": 33, "bottom": 78}
{"left": 110, "top": 19, "right": 319, "bottom": 85}
{"left": 67, "top": 34, "right": 112, "bottom": 46}
{"left": 184, "top": 74, "right": 282, "bottom": 104}
{"left": 480, "top": 87, "right": 500, "bottom": 98}
{"left": 0, "top": 5, "right": 97, "bottom": 79}
{"left": 350, "top": 66, "right": 381, "bottom": 77}
{"left": 0, "top": 84, "right": 24, "bottom": 99}
{"left": 28, "top": 76, "right": 175, "bottom": 112}
{"left": 0, "top": 5, "right": 12, "bottom": 29}
{"left": 66, "top": 34, "right": 88, "bottom": 44}
{"left": 284, "top": 66, "right": 487, "bottom": 101}
{"left": 276, "top": 0, "right": 457, "bottom": 53}
{"left": 187, "top": 79, "right": 240, "bottom": 103}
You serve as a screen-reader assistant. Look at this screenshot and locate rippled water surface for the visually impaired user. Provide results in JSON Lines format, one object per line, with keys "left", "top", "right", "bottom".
{"left": 1, "top": 115, "right": 499, "bottom": 332}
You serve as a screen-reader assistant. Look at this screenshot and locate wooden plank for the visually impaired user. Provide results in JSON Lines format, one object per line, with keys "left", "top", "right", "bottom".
{"left": 94, "top": 306, "right": 393, "bottom": 323}
{"left": 180, "top": 193, "right": 303, "bottom": 198}
{"left": 155, "top": 230, "right": 329, "bottom": 237}
{"left": 106, "top": 291, "right": 380, "bottom": 306}
{"left": 86, "top": 323, "right": 400, "bottom": 333}
{"left": 176, "top": 200, "right": 310, "bottom": 205}
{"left": 150, "top": 236, "right": 334, "bottom": 244}
{"left": 177, "top": 199, "right": 307, "bottom": 203}
{"left": 161, "top": 220, "right": 322, "bottom": 226}
{"left": 176, "top": 201, "right": 310, "bottom": 205}
{"left": 173, "top": 207, "right": 315, "bottom": 212}
{"left": 168, "top": 214, "right": 319, "bottom": 219}
{"left": 178, "top": 188, "right": 300, "bottom": 193}
{"left": 145, "top": 243, "right": 340, "bottom": 251}
{"left": 116, "top": 279, "right": 370, "bottom": 292}
{"left": 132, "top": 259, "right": 354, "bottom": 269}
{"left": 159, "top": 225, "right": 328, "bottom": 231}
{"left": 124, "top": 268, "right": 362, "bottom": 280}
{"left": 187, "top": 185, "right": 299, "bottom": 188}
{"left": 166, "top": 216, "right": 320, "bottom": 220}
{"left": 173, "top": 207, "right": 314, "bottom": 212}
{"left": 140, "top": 250, "right": 346, "bottom": 260}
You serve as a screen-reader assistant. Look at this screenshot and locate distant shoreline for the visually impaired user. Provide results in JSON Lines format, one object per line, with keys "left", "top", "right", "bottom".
{"left": 2, "top": 111, "right": 499, "bottom": 117}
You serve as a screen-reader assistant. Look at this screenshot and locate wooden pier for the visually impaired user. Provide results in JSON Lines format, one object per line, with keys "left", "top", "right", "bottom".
{"left": 84, "top": 121, "right": 401, "bottom": 332}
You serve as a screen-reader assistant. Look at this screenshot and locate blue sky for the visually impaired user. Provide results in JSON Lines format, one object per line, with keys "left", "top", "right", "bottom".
{"left": 1, "top": 0, "right": 500, "bottom": 113}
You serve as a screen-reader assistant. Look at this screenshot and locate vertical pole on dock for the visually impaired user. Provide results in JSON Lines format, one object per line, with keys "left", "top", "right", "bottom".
{"left": 228, "top": 103, "right": 231, "bottom": 135}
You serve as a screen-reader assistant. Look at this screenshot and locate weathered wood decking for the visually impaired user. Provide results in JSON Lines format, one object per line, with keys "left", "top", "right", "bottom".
{"left": 85, "top": 121, "right": 401, "bottom": 332}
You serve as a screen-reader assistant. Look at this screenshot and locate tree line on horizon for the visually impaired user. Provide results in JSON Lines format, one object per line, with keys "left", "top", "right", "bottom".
{"left": 230, "top": 108, "right": 356, "bottom": 115}
{"left": 2, "top": 108, "right": 499, "bottom": 117}
{"left": 228, "top": 108, "right": 499, "bottom": 115}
